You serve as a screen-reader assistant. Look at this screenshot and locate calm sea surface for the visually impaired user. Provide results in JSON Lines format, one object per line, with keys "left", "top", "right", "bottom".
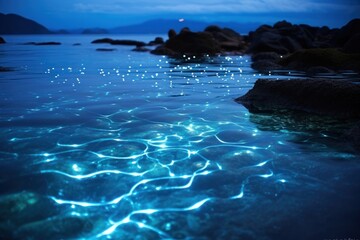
{"left": 0, "top": 35, "right": 359, "bottom": 240}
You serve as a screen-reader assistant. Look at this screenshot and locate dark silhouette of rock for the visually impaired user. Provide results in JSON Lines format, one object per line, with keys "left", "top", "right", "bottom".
{"left": 251, "top": 60, "right": 283, "bottom": 73}
{"left": 0, "top": 13, "right": 51, "bottom": 34}
{"left": 163, "top": 30, "right": 222, "bottom": 56}
{"left": 73, "top": 43, "right": 81, "bottom": 46}
{"left": 91, "top": 38, "right": 146, "bottom": 47}
{"left": 23, "top": 42, "right": 61, "bottom": 46}
{"left": 132, "top": 46, "right": 150, "bottom": 52}
{"left": 0, "top": 36, "right": 5, "bottom": 44}
{"left": 150, "top": 45, "right": 177, "bottom": 56}
{"left": 204, "top": 25, "right": 245, "bottom": 52}
{"left": 278, "top": 48, "right": 360, "bottom": 72}
{"left": 251, "top": 52, "right": 281, "bottom": 62}
{"left": 236, "top": 78, "right": 360, "bottom": 118}
{"left": 96, "top": 48, "right": 116, "bottom": 51}
{"left": 168, "top": 29, "right": 177, "bottom": 39}
{"left": 343, "top": 33, "right": 360, "bottom": 54}
{"left": 334, "top": 18, "right": 360, "bottom": 47}
{"left": 306, "top": 66, "right": 334, "bottom": 76}
{"left": 148, "top": 37, "right": 164, "bottom": 46}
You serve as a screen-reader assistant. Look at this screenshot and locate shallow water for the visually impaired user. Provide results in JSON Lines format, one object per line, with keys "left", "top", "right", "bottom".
{"left": 1, "top": 35, "right": 360, "bottom": 240}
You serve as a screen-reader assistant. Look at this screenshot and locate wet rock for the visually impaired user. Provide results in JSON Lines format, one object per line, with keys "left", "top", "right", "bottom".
{"left": 0, "top": 36, "right": 5, "bottom": 44}
{"left": 236, "top": 78, "right": 360, "bottom": 118}
{"left": 96, "top": 48, "right": 116, "bottom": 51}
{"left": 91, "top": 38, "right": 146, "bottom": 47}
{"left": 278, "top": 48, "right": 360, "bottom": 72}
{"left": 251, "top": 52, "right": 281, "bottom": 62}
{"left": 150, "top": 45, "right": 177, "bottom": 56}
{"left": 73, "top": 43, "right": 81, "bottom": 46}
{"left": 0, "top": 191, "right": 58, "bottom": 237}
{"left": 15, "top": 215, "right": 93, "bottom": 240}
{"left": 205, "top": 25, "right": 245, "bottom": 52}
{"left": 251, "top": 60, "right": 283, "bottom": 73}
{"left": 23, "top": 42, "right": 61, "bottom": 45}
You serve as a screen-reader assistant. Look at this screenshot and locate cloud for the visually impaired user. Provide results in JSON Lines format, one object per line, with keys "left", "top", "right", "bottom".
{"left": 73, "top": 0, "right": 357, "bottom": 14}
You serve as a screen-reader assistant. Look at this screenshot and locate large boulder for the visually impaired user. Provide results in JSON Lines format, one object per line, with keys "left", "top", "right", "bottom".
{"left": 155, "top": 30, "right": 222, "bottom": 57}
{"left": 278, "top": 48, "right": 360, "bottom": 72}
{"left": 236, "top": 78, "right": 360, "bottom": 118}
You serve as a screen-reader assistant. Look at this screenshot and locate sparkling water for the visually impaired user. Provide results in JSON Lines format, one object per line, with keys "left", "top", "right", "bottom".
{"left": 0, "top": 35, "right": 359, "bottom": 239}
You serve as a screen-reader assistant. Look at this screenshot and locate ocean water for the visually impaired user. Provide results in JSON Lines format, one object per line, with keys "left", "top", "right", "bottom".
{"left": 0, "top": 35, "right": 360, "bottom": 240}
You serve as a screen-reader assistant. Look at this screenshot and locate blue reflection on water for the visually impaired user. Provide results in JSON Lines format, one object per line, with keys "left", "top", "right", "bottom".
{"left": 0, "top": 35, "right": 360, "bottom": 239}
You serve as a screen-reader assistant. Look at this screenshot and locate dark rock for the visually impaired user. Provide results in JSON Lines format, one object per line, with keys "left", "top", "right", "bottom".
{"left": 236, "top": 78, "right": 360, "bottom": 118}
{"left": 91, "top": 38, "right": 113, "bottom": 44}
{"left": 205, "top": 26, "right": 245, "bottom": 52}
{"left": 274, "top": 20, "right": 293, "bottom": 29}
{"left": 306, "top": 66, "right": 334, "bottom": 76}
{"left": 0, "top": 13, "right": 51, "bottom": 34}
{"left": 168, "top": 29, "right": 177, "bottom": 39}
{"left": 0, "top": 191, "right": 58, "bottom": 238}
{"left": 24, "top": 42, "right": 61, "bottom": 45}
{"left": 0, "top": 36, "right": 5, "bottom": 44}
{"left": 150, "top": 45, "right": 177, "bottom": 56}
{"left": 343, "top": 33, "right": 360, "bottom": 54}
{"left": 251, "top": 52, "right": 281, "bottom": 62}
{"left": 164, "top": 30, "right": 221, "bottom": 56}
{"left": 73, "top": 43, "right": 81, "bottom": 46}
{"left": 15, "top": 215, "right": 93, "bottom": 239}
{"left": 132, "top": 46, "right": 150, "bottom": 52}
{"left": 180, "top": 27, "right": 191, "bottom": 33}
{"left": 344, "top": 123, "right": 360, "bottom": 150}
{"left": 91, "top": 38, "right": 145, "bottom": 47}
{"left": 279, "top": 48, "right": 360, "bottom": 72}
{"left": 96, "top": 48, "right": 116, "bottom": 52}
{"left": 247, "top": 31, "right": 289, "bottom": 54}
{"left": 251, "top": 60, "right": 283, "bottom": 73}
{"left": 148, "top": 37, "right": 164, "bottom": 46}
{"left": 335, "top": 18, "right": 360, "bottom": 47}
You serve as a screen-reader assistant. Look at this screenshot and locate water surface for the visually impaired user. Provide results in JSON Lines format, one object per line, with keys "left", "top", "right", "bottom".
{"left": 1, "top": 35, "right": 359, "bottom": 240}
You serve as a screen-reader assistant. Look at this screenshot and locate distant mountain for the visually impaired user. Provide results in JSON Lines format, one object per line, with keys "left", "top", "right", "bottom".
{"left": 0, "top": 13, "right": 52, "bottom": 34}
{"left": 82, "top": 28, "right": 109, "bottom": 34}
{"left": 111, "top": 19, "right": 261, "bottom": 34}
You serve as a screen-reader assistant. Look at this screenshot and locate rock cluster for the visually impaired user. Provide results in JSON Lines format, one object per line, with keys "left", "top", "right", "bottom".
{"left": 151, "top": 26, "right": 246, "bottom": 57}
{"left": 248, "top": 19, "right": 360, "bottom": 73}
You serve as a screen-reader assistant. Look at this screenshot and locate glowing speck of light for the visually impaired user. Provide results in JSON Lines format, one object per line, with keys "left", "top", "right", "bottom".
{"left": 179, "top": 18, "right": 185, "bottom": 22}
{"left": 42, "top": 153, "right": 50, "bottom": 157}
{"left": 278, "top": 179, "right": 287, "bottom": 183}
{"left": 72, "top": 164, "right": 81, "bottom": 172}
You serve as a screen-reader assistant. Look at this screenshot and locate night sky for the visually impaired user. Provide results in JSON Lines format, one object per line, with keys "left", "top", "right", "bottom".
{"left": 0, "top": 0, "right": 359, "bottom": 29}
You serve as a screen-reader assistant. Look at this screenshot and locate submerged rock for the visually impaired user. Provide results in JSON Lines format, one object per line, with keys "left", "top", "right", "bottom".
{"left": 0, "top": 66, "right": 13, "bottom": 72}
{"left": 236, "top": 78, "right": 360, "bottom": 118}
{"left": 15, "top": 215, "right": 93, "bottom": 239}
{"left": 0, "top": 36, "right": 5, "bottom": 44}
{"left": 0, "top": 191, "right": 58, "bottom": 238}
